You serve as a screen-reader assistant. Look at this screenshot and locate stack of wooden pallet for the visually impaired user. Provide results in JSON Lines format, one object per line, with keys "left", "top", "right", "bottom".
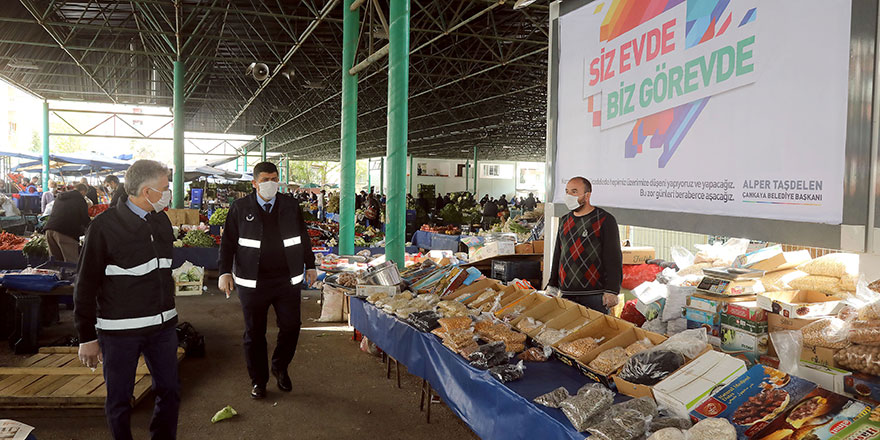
{"left": 0, "top": 346, "right": 185, "bottom": 409}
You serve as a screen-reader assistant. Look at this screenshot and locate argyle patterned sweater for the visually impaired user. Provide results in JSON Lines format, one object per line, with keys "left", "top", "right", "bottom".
{"left": 547, "top": 207, "right": 622, "bottom": 293}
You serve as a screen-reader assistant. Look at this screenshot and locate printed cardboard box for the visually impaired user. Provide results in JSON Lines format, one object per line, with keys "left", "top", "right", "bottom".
{"left": 721, "top": 313, "right": 769, "bottom": 335}
{"left": 797, "top": 360, "right": 851, "bottom": 394}
{"left": 551, "top": 315, "right": 634, "bottom": 386}
{"left": 801, "top": 345, "right": 842, "bottom": 370}
{"left": 688, "top": 293, "right": 757, "bottom": 314}
{"left": 510, "top": 297, "right": 574, "bottom": 336}
{"left": 622, "top": 246, "right": 655, "bottom": 264}
{"left": 752, "top": 387, "right": 870, "bottom": 440}
{"left": 832, "top": 414, "right": 880, "bottom": 440}
{"left": 686, "top": 307, "right": 721, "bottom": 337}
{"left": 721, "top": 324, "right": 769, "bottom": 365}
{"left": 698, "top": 277, "right": 765, "bottom": 296}
{"left": 692, "top": 364, "right": 817, "bottom": 438}
{"left": 844, "top": 373, "right": 880, "bottom": 407}
{"left": 721, "top": 301, "right": 768, "bottom": 322}
{"left": 652, "top": 351, "right": 747, "bottom": 419}
{"left": 767, "top": 313, "right": 816, "bottom": 332}
{"left": 757, "top": 290, "right": 846, "bottom": 319}
{"left": 688, "top": 319, "right": 721, "bottom": 340}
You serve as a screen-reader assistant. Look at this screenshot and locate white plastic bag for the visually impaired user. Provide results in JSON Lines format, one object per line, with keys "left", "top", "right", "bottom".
{"left": 670, "top": 246, "right": 694, "bottom": 271}
{"left": 769, "top": 330, "right": 802, "bottom": 376}
{"left": 662, "top": 285, "right": 694, "bottom": 322}
{"left": 317, "top": 285, "right": 345, "bottom": 322}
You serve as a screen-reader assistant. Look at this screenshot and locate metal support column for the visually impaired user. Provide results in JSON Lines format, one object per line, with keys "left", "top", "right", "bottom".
{"left": 339, "top": 0, "right": 359, "bottom": 255}
{"left": 261, "top": 136, "right": 267, "bottom": 162}
{"left": 379, "top": 157, "right": 385, "bottom": 195}
{"left": 387, "top": 0, "right": 410, "bottom": 268}
{"left": 473, "top": 147, "right": 478, "bottom": 197}
{"left": 408, "top": 155, "right": 413, "bottom": 194}
{"left": 172, "top": 60, "right": 185, "bottom": 208}
{"left": 465, "top": 159, "right": 469, "bottom": 193}
{"left": 368, "top": 159, "right": 372, "bottom": 190}
{"left": 41, "top": 101, "right": 49, "bottom": 188}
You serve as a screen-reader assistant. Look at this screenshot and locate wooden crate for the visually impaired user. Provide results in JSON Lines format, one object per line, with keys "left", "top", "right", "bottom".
{"left": 0, "top": 346, "right": 185, "bottom": 409}
{"left": 175, "top": 280, "right": 203, "bottom": 296}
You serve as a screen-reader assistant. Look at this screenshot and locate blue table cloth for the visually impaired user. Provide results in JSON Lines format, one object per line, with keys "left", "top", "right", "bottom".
{"left": 350, "top": 297, "right": 605, "bottom": 440}
{"left": 313, "top": 246, "right": 419, "bottom": 256}
{"left": 411, "top": 231, "right": 461, "bottom": 251}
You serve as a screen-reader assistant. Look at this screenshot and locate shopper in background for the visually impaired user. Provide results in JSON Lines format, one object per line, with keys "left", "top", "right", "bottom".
{"left": 218, "top": 162, "right": 317, "bottom": 400}
{"left": 41, "top": 181, "right": 57, "bottom": 213}
{"left": 546, "top": 177, "right": 622, "bottom": 314}
{"left": 44, "top": 183, "right": 91, "bottom": 262}
{"left": 522, "top": 193, "right": 537, "bottom": 212}
{"left": 80, "top": 177, "right": 99, "bottom": 205}
{"left": 104, "top": 175, "right": 125, "bottom": 207}
{"left": 364, "top": 191, "right": 380, "bottom": 228}
{"left": 481, "top": 197, "right": 499, "bottom": 230}
{"left": 497, "top": 194, "right": 509, "bottom": 212}
{"left": 317, "top": 189, "right": 326, "bottom": 221}
{"left": 74, "top": 160, "right": 180, "bottom": 440}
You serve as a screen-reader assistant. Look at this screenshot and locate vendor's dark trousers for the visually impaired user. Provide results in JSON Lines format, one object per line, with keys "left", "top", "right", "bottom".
{"left": 238, "top": 278, "right": 302, "bottom": 386}
{"left": 99, "top": 325, "right": 180, "bottom": 440}
{"left": 563, "top": 293, "right": 609, "bottom": 315}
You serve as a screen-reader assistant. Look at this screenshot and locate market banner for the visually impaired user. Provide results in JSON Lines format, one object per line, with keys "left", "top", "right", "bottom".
{"left": 554, "top": 0, "right": 851, "bottom": 224}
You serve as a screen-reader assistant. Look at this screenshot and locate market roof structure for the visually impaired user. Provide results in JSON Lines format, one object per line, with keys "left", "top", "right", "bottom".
{"left": 0, "top": 0, "right": 550, "bottom": 161}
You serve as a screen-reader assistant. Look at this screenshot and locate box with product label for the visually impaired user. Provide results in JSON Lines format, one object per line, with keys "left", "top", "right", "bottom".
{"left": 698, "top": 277, "right": 765, "bottom": 296}
{"left": 687, "top": 318, "right": 721, "bottom": 340}
{"left": 469, "top": 240, "right": 515, "bottom": 262}
{"left": 468, "top": 286, "right": 521, "bottom": 312}
{"left": 355, "top": 284, "right": 401, "bottom": 297}
{"left": 551, "top": 315, "right": 635, "bottom": 386}
{"left": 801, "top": 345, "right": 842, "bottom": 370}
{"left": 721, "top": 313, "right": 769, "bottom": 335}
{"left": 651, "top": 351, "right": 748, "bottom": 419}
{"left": 686, "top": 307, "right": 721, "bottom": 337}
{"left": 541, "top": 304, "right": 604, "bottom": 337}
{"left": 692, "top": 364, "right": 818, "bottom": 438}
{"left": 722, "top": 301, "right": 768, "bottom": 322}
{"left": 797, "top": 360, "right": 852, "bottom": 394}
{"left": 767, "top": 313, "right": 816, "bottom": 332}
{"left": 752, "top": 387, "right": 870, "bottom": 440}
{"left": 621, "top": 246, "right": 655, "bottom": 265}
{"left": 721, "top": 324, "right": 769, "bottom": 365}
{"left": 833, "top": 414, "right": 880, "bottom": 440}
{"left": 688, "top": 293, "right": 757, "bottom": 314}
{"left": 844, "top": 373, "right": 880, "bottom": 406}
{"left": 756, "top": 290, "right": 846, "bottom": 319}
{"left": 510, "top": 297, "right": 574, "bottom": 336}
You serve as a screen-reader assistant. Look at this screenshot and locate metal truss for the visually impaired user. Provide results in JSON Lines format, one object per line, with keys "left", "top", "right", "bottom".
{"left": 0, "top": 0, "right": 550, "bottom": 161}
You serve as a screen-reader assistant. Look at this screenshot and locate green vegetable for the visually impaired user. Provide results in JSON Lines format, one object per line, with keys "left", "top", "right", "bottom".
{"left": 208, "top": 208, "right": 228, "bottom": 226}
{"left": 22, "top": 233, "right": 48, "bottom": 257}
{"left": 173, "top": 239, "right": 184, "bottom": 248}
{"left": 182, "top": 230, "right": 215, "bottom": 248}
{"left": 178, "top": 273, "right": 190, "bottom": 282}
{"left": 210, "top": 405, "right": 237, "bottom": 423}
{"left": 187, "top": 267, "right": 202, "bottom": 281}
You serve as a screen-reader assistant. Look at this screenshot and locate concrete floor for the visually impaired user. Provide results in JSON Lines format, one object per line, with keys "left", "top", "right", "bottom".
{"left": 2, "top": 286, "right": 478, "bottom": 440}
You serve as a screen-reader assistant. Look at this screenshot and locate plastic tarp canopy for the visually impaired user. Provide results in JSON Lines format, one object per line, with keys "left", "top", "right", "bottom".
{"left": 183, "top": 166, "right": 242, "bottom": 182}
{"left": 3, "top": 150, "right": 132, "bottom": 174}
{"left": 349, "top": 297, "right": 625, "bottom": 439}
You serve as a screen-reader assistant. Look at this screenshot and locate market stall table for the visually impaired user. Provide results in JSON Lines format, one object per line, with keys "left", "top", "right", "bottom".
{"left": 411, "top": 230, "right": 462, "bottom": 251}
{"left": 349, "top": 297, "right": 620, "bottom": 439}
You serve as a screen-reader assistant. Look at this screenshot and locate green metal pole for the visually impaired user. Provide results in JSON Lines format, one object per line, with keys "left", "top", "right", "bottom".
{"left": 367, "top": 159, "right": 372, "bottom": 190}
{"left": 339, "top": 0, "right": 359, "bottom": 255}
{"left": 387, "top": 0, "right": 410, "bottom": 268}
{"left": 465, "top": 159, "right": 469, "bottom": 193}
{"left": 379, "top": 157, "right": 384, "bottom": 195}
{"left": 243, "top": 148, "right": 247, "bottom": 172}
{"left": 41, "top": 101, "right": 49, "bottom": 190}
{"left": 235, "top": 155, "right": 239, "bottom": 172}
{"left": 285, "top": 157, "right": 290, "bottom": 192}
{"left": 473, "top": 147, "right": 478, "bottom": 197}
{"left": 408, "top": 154, "right": 413, "bottom": 194}
{"left": 172, "top": 60, "right": 185, "bottom": 209}
{"left": 261, "top": 136, "right": 267, "bottom": 162}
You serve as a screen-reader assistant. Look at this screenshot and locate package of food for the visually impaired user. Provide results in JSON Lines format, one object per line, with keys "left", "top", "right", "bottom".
{"left": 518, "top": 346, "right": 552, "bottom": 362}
{"left": 654, "top": 327, "right": 708, "bottom": 359}
{"left": 760, "top": 269, "right": 808, "bottom": 292}
{"left": 559, "top": 384, "right": 614, "bottom": 431}
{"left": 559, "top": 337, "right": 600, "bottom": 358}
{"left": 489, "top": 360, "right": 525, "bottom": 383}
{"left": 588, "top": 346, "right": 629, "bottom": 375}
{"left": 533, "top": 386, "right": 570, "bottom": 408}
{"left": 840, "top": 274, "right": 859, "bottom": 292}
{"left": 436, "top": 300, "right": 470, "bottom": 318}
{"left": 835, "top": 344, "right": 880, "bottom": 375}
{"left": 687, "top": 418, "right": 736, "bottom": 440}
{"left": 444, "top": 328, "right": 476, "bottom": 349}
{"left": 535, "top": 327, "right": 572, "bottom": 346}
{"left": 801, "top": 318, "right": 849, "bottom": 349}
{"left": 585, "top": 407, "right": 650, "bottom": 440}
{"left": 518, "top": 317, "right": 544, "bottom": 333}
{"left": 617, "top": 349, "right": 686, "bottom": 385}
{"left": 649, "top": 417, "right": 692, "bottom": 433}
{"left": 797, "top": 253, "right": 858, "bottom": 278}
{"left": 366, "top": 291, "right": 389, "bottom": 304}
{"left": 647, "top": 427, "right": 685, "bottom": 440}
{"left": 407, "top": 310, "right": 441, "bottom": 332}
{"left": 789, "top": 275, "right": 843, "bottom": 294}
{"left": 625, "top": 338, "right": 655, "bottom": 357}
{"left": 848, "top": 320, "right": 880, "bottom": 346}
{"left": 468, "top": 341, "right": 511, "bottom": 369}
{"left": 438, "top": 316, "right": 473, "bottom": 332}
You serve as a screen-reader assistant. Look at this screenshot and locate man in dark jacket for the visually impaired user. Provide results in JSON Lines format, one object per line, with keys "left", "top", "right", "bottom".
{"left": 80, "top": 177, "right": 99, "bottom": 205}
{"left": 104, "top": 175, "right": 125, "bottom": 208}
{"left": 75, "top": 160, "right": 179, "bottom": 440}
{"left": 44, "top": 183, "right": 91, "bottom": 262}
{"left": 522, "top": 193, "right": 537, "bottom": 212}
{"left": 481, "top": 198, "right": 499, "bottom": 230}
{"left": 218, "top": 162, "right": 317, "bottom": 400}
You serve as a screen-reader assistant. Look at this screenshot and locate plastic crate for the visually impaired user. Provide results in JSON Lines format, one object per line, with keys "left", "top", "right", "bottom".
{"left": 490, "top": 259, "right": 541, "bottom": 282}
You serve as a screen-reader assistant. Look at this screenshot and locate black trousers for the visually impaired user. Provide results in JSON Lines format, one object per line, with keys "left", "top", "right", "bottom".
{"left": 99, "top": 325, "right": 180, "bottom": 440}
{"left": 238, "top": 278, "right": 302, "bottom": 386}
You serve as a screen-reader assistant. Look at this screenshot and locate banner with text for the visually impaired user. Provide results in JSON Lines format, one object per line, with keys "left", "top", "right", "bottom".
{"left": 555, "top": 0, "right": 851, "bottom": 225}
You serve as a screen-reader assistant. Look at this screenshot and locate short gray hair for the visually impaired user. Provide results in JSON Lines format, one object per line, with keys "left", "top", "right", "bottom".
{"left": 124, "top": 160, "right": 169, "bottom": 196}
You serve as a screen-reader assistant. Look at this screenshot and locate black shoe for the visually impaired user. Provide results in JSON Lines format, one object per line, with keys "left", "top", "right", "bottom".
{"left": 271, "top": 368, "right": 292, "bottom": 392}
{"left": 251, "top": 384, "right": 266, "bottom": 399}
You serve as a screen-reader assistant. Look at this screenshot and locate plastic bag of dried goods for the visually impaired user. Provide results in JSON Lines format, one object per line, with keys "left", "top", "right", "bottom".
{"left": 559, "top": 384, "right": 614, "bottom": 431}
{"left": 489, "top": 360, "right": 525, "bottom": 383}
{"left": 648, "top": 428, "right": 685, "bottom": 440}
{"left": 586, "top": 407, "right": 651, "bottom": 440}
{"left": 797, "top": 253, "right": 859, "bottom": 277}
{"left": 534, "top": 327, "right": 571, "bottom": 347}
{"left": 558, "top": 337, "right": 600, "bottom": 358}
{"left": 686, "top": 418, "right": 736, "bottom": 440}
{"left": 317, "top": 285, "right": 345, "bottom": 322}
{"left": 666, "top": 318, "right": 687, "bottom": 335}
{"left": 625, "top": 338, "right": 655, "bottom": 357}
{"left": 760, "top": 269, "right": 808, "bottom": 292}
{"left": 588, "top": 346, "right": 629, "bottom": 375}
{"left": 663, "top": 285, "right": 695, "bottom": 321}
{"left": 653, "top": 327, "right": 708, "bottom": 359}
{"left": 801, "top": 318, "right": 849, "bottom": 349}
{"left": 642, "top": 318, "right": 668, "bottom": 335}
{"left": 468, "top": 341, "right": 511, "bottom": 370}
{"left": 649, "top": 416, "right": 692, "bottom": 433}
{"left": 618, "top": 350, "right": 686, "bottom": 385}
{"left": 533, "top": 386, "right": 570, "bottom": 408}
{"left": 834, "top": 344, "right": 880, "bottom": 375}
{"left": 517, "top": 346, "right": 552, "bottom": 362}
{"left": 789, "top": 275, "right": 844, "bottom": 294}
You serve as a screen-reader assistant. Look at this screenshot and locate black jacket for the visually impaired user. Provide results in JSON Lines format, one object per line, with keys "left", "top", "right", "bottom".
{"left": 109, "top": 186, "right": 125, "bottom": 207}
{"left": 219, "top": 192, "right": 316, "bottom": 289}
{"left": 85, "top": 186, "right": 99, "bottom": 205}
{"left": 74, "top": 195, "right": 177, "bottom": 342}
{"left": 45, "top": 191, "right": 91, "bottom": 239}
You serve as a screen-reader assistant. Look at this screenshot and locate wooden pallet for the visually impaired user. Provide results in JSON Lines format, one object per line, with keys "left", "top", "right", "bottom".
{"left": 0, "top": 346, "right": 185, "bottom": 409}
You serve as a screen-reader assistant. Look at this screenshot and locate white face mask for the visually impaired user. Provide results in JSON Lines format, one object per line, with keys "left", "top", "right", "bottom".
{"left": 563, "top": 193, "right": 583, "bottom": 211}
{"left": 148, "top": 187, "right": 172, "bottom": 212}
{"left": 258, "top": 181, "right": 280, "bottom": 200}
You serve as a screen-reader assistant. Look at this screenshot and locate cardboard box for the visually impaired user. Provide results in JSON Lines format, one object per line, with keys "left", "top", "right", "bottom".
{"left": 831, "top": 414, "right": 880, "bottom": 440}
{"left": 608, "top": 328, "right": 674, "bottom": 399}
{"left": 720, "top": 324, "right": 769, "bottom": 364}
{"left": 444, "top": 278, "right": 503, "bottom": 302}
{"left": 692, "top": 364, "right": 818, "bottom": 438}
{"left": 531, "top": 240, "right": 545, "bottom": 253}
{"left": 355, "top": 285, "right": 401, "bottom": 297}
{"left": 688, "top": 319, "right": 721, "bottom": 339}
{"left": 652, "top": 351, "right": 748, "bottom": 419}
{"left": 515, "top": 243, "right": 534, "bottom": 254}
{"left": 698, "top": 277, "right": 765, "bottom": 296}
{"left": 552, "top": 316, "right": 635, "bottom": 385}
{"left": 542, "top": 305, "right": 604, "bottom": 335}
{"left": 752, "top": 387, "right": 869, "bottom": 440}
{"left": 797, "top": 360, "right": 852, "bottom": 394}
{"left": 721, "top": 313, "right": 768, "bottom": 335}
{"left": 688, "top": 292, "right": 757, "bottom": 313}
{"left": 844, "top": 373, "right": 880, "bottom": 406}
{"left": 469, "top": 241, "right": 515, "bottom": 262}
{"left": 801, "top": 345, "right": 842, "bottom": 369}
{"left": 166, "top": 208, "right": 200, "bottom": 226}
{"left": 733, "top": 248, "right": 811, "bottom": 273}
{"left": 494, "top": 292, "right": 548, "bottom": 320}
{"left": 757, "top": 290, "right": 846, "bottom": 318}
{"left": 511, "top": 297, "right": 574, "bottom": 336}
{"left": 721, "top": 301, "right": 768, "bottom": 322}
{"left": 768, "top": 313, "right": 816, "bottom": 332}
{"left": 621, "top": 246, "right": 655, "bottom": 265}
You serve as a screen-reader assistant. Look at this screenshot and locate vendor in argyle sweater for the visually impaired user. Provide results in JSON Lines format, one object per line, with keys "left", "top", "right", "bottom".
{"left": 546, "top": 177, "right": 622, "bottom": 313}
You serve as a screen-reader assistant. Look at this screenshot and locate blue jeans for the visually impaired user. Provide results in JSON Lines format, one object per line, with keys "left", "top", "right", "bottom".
{"left": 99, "top": 325, "right": 180, "bottom": 440}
